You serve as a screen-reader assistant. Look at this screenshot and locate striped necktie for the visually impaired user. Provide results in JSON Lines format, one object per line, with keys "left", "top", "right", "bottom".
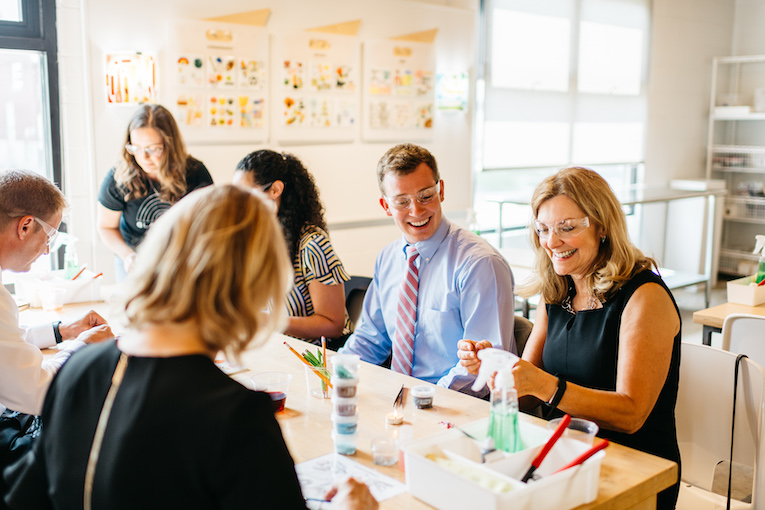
{"left": 392, "top": 245, "right": 419, "bottom": 375}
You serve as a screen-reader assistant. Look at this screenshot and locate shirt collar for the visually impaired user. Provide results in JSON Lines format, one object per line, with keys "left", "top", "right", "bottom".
{"left": 399, "top": 217, "right": 451, "bottom": 261}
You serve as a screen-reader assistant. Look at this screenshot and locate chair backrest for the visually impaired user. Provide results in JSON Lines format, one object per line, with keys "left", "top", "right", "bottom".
{"left": 677, "top": 342, "right": 765, "bottom": 504}
{"left": 513, "top": 315, "right": 533, "bottom": 356}
{"left": 344, "top": 276, "right": 372, "bottom": 330}
{"left": 722, "top": 314, "right": 765, "bottom": 368}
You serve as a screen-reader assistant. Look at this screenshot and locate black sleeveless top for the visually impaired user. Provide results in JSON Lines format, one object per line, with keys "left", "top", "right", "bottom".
{"left": 542, "top": 269, "right": 681, "bottom": 507}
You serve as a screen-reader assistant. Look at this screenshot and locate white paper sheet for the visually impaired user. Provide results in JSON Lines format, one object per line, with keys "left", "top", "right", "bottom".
{"left": 296, "top": 453, "right": 407, "bottom": 509}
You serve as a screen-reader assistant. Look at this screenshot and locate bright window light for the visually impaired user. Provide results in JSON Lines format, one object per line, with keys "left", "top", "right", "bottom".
{"left": 491, "top": 10, "right": 571, "bottom": 91}
{"left": 0, "top": 0, "right": 21, "bottom": 22}
{"left": 483, "top": 121, "right": 570, "bottom": 168}
{"left": 572, "top": 122, "right": 644, "bottom": 164}
{"left": 578, "top": 21, "right": 643, "bottom": 95}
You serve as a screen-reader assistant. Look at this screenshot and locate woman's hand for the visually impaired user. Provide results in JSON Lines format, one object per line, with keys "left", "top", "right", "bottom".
{"left": 123, "top": 251, "right": 137, "bottom": 272}
{"left": 325, "top": 477, "right": 379, "bottom": 510}
{"left": 457, "top": 339, "right": 493, "bottom": 375}
{"left": 512, "top": 359, "right": 558, "bottom": 402}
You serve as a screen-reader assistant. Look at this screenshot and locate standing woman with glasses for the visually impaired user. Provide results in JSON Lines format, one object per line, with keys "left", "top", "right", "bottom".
{"left": 458, "top": 166, "right": 681, "bottom": 509}
{"left": 97, "top": 104, "right": 213, "bottom": 280}
{"left": 232, "top": 150, "right": 351, "bottom": 349}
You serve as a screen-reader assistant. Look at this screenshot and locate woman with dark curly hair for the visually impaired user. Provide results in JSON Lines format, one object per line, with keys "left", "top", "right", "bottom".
{"left": 97, "top": 105, "right": 213, "bottom": 281}
{"left": 233, "top": 150, "right": 351, "bottom": 348}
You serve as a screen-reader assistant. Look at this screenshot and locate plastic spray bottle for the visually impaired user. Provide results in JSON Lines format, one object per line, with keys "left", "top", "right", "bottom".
{"left": 471, "top": 348, "right": 522, "bottom": 453}
{"left": 754, "top": 235, "right": 765, "bottom": 285}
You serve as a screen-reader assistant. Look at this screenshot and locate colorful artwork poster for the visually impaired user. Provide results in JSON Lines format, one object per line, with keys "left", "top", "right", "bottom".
{"left": 239, "top": 96, "right": 265, "bottom": 128}
{"left": 283, "top": 96, "right": 306, "bottom": 126}
{"left": 414, "top": 70, "right": 434, "bottom": 97}
{"left": 207, "top": 56, "right": 237, "bottom": 87}
{"left": 369, "top": 68, "right": 392, "bottom": 96}
{"left": 239, "top": 59, "right": 266, "bottom": 89}
{"left": 176, "top": 94, "right": 204, "bottom": 127}
{"left": 208, "top": 94, "right": 236, "bottom": 127}
{"left": 394, "top": 69, "right": 414, "bottom": 95}
{"left": 334, "top": 99, "right": 356, "bottom": 127}
{"left": 283, "top": 61, "right": 305, "bottom": 90}
{"left": 176, "top": 55, "right": 204, "bottom": 87}
{"left": 309, "top": 63, "right": 333, "bottom": 92}
{"left": 369, "top": 101, "right": 391, "bottom": 129}
{"left": 309, "top": 97, "right": 333, "bottom": 127}
{"left": 392, "top": 102, "right": 412, "bottom": 128}
{"left": 334, "top": 65, "right": 355, "bottom": 92}
{"left": 436, "top": 73, "right": 469, "bottom": 111}
{"left": 413, "top": 102, "right": 433, "bottom": 128}
{"left": 105, "top": 53, "right": 156, "bottom": 104}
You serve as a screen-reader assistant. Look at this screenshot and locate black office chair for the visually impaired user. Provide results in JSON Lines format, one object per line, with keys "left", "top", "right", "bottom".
{"left": 344, "top": 275, "right": 372, "bottom": 330}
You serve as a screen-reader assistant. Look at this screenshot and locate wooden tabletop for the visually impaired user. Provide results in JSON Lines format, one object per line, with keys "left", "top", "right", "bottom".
{"left": 693, "top": 301, "right": 765, "bottom": 329}
{"left": 30, "top": 302, "right": 677, "bottom": 510}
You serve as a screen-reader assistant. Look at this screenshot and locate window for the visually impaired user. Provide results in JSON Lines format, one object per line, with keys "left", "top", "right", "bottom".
{"left": 475, "top": 0, "right": 650, "bottom": 243}
{"left": 0, "top": 0, "right": 61, "bottom": 186}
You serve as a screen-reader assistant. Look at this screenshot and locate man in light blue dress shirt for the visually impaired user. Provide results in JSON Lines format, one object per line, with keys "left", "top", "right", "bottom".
{"left": 340, "top": 144, "right": 516, "bottom": 395}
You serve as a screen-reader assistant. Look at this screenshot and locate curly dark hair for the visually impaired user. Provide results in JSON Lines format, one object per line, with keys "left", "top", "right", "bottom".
{"left": 235, "top": 150, "right": 327, "bottom": 261}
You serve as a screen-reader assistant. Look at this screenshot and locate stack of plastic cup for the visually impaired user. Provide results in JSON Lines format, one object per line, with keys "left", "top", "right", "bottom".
{"left": 330, "top": 354, "right": 360, "bottom": 455}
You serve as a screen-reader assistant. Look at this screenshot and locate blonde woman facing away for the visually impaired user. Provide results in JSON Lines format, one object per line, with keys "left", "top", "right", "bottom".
{"left": 6, "top": 185, "right": 377, "bottom": 510}
{"left": 97, "top": 104, "right": 213, "bottom": 280}
{"left": 458, "top": 167, "right": 681, "bottom": 509}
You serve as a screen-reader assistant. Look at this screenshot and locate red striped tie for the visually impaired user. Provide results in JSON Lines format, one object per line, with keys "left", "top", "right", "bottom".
{"left": 392, "top": 245, "right": 419, "bottom": 375}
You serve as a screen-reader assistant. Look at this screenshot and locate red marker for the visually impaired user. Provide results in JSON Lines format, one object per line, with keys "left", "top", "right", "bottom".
{"left": 552, "top": 439, "right": 609, "bottom": 475}
{"left": 521, "top": 414, "right": 571, "bottom": 482}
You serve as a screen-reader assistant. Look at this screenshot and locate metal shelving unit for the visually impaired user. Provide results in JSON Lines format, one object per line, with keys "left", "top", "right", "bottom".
{"left": 706, "top": 55, "right": 765, "bottom": 277}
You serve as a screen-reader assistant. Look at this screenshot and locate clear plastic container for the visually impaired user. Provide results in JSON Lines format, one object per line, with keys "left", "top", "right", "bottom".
{"left": 331, "top": 376, "right": 359, "bottom": 398}
{"left": 331, "top": 394, "right": 358, "bottom": 417}
{"left": 330, "top": 354, "right": 360, "bottom": 379}
{"left": 411, "top": 385, "right": 435, "bottom": 409}
{"left": 331, "top": 412, "right": 359, "bottom": 434}
{"left": 332, "top": 430, "right": 358, "bottom": 455}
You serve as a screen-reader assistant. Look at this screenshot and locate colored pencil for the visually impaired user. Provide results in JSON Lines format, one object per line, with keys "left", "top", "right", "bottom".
{"left": 283, "top": 342, "right": 333, "bottom": 388}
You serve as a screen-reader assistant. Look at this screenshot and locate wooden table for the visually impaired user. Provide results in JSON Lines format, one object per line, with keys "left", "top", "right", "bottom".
{"left": 693, "top": 301, "right": 765, "bottom": 346}
{"left": 31, "top": 302, "right": 677, "bottom": 510}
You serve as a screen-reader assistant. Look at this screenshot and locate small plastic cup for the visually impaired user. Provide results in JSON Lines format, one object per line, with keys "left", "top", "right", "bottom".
{"left": 331, "top": 376, "right": 358, "bottom": 398}
{"left": 371, "top": 436, "right": 398, "bottom": 466}
{"left": 331, "top": 395, "right": 358, "bottom": 417}
{"left": 250, "top": 372, "right": 292, "bottom": 412}
{"left": 411, "top": 385, "right": 435, "bottom": 409}
{"left": 304, "top": 364, "right": 332, "bottom": 399}
{"left": 330, "top": 354, "right": 360, "bottom": 379}
{"left": 547, "top": 417, "right": 599, "bottom": 445}
{"left": 39, "top": 287, "right": 66, "bottom": 312}
{"left": 332, "top": 430, "right": 358, "bottom": 455}
{"left": 331, "top": 412, "right": 359, "bottom": 435}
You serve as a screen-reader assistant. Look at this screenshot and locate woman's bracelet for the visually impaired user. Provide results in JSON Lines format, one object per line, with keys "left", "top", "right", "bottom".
{"left": 543, "top": 376, "right": 567, "bottom": 419}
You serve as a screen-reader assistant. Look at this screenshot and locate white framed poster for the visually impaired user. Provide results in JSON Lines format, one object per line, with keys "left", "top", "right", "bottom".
{"left": 271, "top": 33, "right": 360, "bottom": 144}
{"left": 362, "top": 40, "right": 435, "bottom": 142}
{"left": 105, "top": 52, "right": 157, "bottom": 105}
{"left": 167, "top": 20, "right": 269, "bottom": 144}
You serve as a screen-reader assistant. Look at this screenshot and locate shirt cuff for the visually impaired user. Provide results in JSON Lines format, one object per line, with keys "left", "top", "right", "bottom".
{"left": 25, "top": 323, "right": 57, "bottom": 349}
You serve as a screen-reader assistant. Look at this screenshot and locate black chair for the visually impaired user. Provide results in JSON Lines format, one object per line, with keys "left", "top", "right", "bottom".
{"left": 514, "top": 315, "right": 534, "bottom": 356}
{"left": 344, "top": 275, "right": 372, "bottom": 330}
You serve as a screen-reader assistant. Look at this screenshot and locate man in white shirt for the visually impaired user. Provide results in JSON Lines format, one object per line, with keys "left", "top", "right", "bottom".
{"left": 0, "top": 170, "right": 112, "bottom": 417}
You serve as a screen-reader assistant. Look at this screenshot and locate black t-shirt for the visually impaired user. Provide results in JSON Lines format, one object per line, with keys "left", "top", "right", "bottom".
{"left": 98, "top": 157, "right": 213, "bottom": 248}
{"left": 6, "top": 340, "right": 309, "bottom": 510}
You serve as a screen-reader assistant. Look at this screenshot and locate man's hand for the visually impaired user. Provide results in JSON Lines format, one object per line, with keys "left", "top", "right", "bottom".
{"left": 457, "top": 339, "right": 493, "bottom": 375}
{"left": 58, "top": 311, "right": 110, "bottom": 341}
{"left": 76, "top": 324, "right": 114, "bottom": 345}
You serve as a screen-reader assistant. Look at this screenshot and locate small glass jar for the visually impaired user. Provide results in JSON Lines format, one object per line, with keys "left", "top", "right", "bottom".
{"left": 411, "top": 385, "right": 435, "bottom": 409}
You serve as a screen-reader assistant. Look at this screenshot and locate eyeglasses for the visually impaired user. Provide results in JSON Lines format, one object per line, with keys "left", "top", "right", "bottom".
{"left": 34, "top": 216, "right": 59, "bottom": 245}
{"left": 533, "top": 216, "right": 590, "bottom": 240}
{"left": 125, "top": 143, "right": 164, "bottom": 158}
{"left": 259, "top": 182, "right": 274, "bottom": 192}
{"left": 384, "top": 183, "right": 440, "bottom": 210}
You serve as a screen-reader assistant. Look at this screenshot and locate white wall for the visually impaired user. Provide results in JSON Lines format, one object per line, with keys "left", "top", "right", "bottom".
{"left": 57, "top": 0, "right": 478, "bottom": 283}
{"left": 641, "top": 0, "right": 736, "bottom": 274}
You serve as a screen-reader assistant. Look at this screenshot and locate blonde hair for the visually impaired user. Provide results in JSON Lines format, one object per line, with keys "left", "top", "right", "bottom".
{"left": 517, "top": 167, "right": 657, "bottom": 304}
{"left": 122, "top": 185, "right": 293, "bottom": 359}
{"left": 115, "top": 105, "right": 189, "bottom": 203}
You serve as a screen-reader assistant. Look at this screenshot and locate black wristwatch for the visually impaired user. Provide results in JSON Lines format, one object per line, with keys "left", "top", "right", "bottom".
{"left": 544, "top": 376, "right": 567, "bottom": 419}
{"left": 53, "top": 321, "right": 63, "bottom": 344}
